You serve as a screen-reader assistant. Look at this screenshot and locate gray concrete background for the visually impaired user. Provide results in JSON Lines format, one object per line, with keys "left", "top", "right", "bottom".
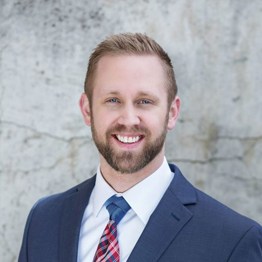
{"left": 0, "top": 0, "right": 261, "bottom": 261}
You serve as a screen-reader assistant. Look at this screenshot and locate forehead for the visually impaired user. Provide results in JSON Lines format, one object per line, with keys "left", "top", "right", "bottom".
{"left": 93, "top": 54, "right": 167, "bottom": 93}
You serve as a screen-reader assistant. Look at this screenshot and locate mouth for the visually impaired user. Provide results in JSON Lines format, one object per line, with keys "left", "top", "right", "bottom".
{"left": 114, "top": 134, "right": 143, "bottom": 144}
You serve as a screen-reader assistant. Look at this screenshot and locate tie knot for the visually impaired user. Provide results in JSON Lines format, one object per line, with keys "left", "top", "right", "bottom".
{"left": 105, "top": 195, "right": 131, "bottom": 225}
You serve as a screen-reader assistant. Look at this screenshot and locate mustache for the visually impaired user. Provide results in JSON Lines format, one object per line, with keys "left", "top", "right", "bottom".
{"left": 106, "top": 124, "right": 150, "bottom": 134}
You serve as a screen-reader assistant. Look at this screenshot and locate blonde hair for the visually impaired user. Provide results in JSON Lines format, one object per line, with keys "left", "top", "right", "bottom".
{"left": 84, "top": 33, "right": 177, "bottom": 106}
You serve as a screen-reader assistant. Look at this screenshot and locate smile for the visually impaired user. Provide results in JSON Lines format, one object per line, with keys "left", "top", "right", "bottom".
{"left": 115, "top": 135, "right": 142, "bottom": 144}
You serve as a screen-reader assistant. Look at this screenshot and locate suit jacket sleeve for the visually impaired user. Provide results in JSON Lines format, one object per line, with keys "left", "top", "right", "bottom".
{"left": 228, "top": 224, "right": 262, "bottom": 261}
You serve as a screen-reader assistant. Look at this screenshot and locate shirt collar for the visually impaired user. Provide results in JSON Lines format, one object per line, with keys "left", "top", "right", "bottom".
{"left": 92, "top": 157, "right": 174, "bottom": 224}
{"left": 92, "top": 167, "right": 117, "bottom": 217}
{"left": 123, "top": 158, "right": 174, "bottom": 224}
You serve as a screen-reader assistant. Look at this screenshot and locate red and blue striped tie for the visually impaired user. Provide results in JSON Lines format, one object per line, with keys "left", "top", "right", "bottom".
{"left": 93, "top": 195, "right": 131, "bottom": 262}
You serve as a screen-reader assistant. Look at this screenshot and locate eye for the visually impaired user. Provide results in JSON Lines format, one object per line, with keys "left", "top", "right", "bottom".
{"left": 106, "top": 98, "right": 120, "bottom": 104}
{"left": 138, "top": 99, "right": 153, "bottom": 105}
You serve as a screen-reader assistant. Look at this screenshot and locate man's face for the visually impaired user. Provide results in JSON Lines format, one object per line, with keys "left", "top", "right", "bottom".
{"left": 81, "top": 55, "right": 179, "bottom": 174}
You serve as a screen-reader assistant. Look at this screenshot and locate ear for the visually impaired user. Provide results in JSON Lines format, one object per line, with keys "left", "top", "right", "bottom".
{"left": 167, "top": 96, "right": 181, "bottom": 130}
{"left": 79, "top": 93, "right": 92, "bottom": 126}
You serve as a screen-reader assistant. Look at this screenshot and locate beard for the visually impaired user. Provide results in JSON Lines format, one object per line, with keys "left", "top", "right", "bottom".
{"left": 91, "top": 119, "right": 168, "bottom": 174}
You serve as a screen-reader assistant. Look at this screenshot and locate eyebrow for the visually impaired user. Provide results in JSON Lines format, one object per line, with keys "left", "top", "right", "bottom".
{"left": 136, "top": 91, "right": 160, "bottom": 101}
{"left": 105, "top": 91, "right": 120, "bottom": 96}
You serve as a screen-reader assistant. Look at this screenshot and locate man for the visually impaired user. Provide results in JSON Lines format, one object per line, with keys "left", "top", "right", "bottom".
{"left": 19, "top": 33, "right": 262, "bottom": 262}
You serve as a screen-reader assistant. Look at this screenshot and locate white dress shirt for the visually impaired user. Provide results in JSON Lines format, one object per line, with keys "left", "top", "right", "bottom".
{"left": 77, "top": 157, "right": 174, "bottom": 262}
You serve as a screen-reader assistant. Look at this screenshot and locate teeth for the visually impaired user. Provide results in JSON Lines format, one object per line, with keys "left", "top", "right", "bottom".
{"left": 116, "top": 135, "right": 140, "bottom": 144}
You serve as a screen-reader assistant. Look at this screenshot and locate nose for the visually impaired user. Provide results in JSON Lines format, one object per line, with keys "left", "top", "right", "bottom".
{"left": 117, "top": 104, "right": 140, "bottom": 126}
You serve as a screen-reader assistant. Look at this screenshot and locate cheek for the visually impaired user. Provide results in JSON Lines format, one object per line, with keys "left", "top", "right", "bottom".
{"left": 93, "top": 108, "right": 122, "bottom": 129}
{"left": 151, "top": 108, "right": 168, "bottom": 123}
{"left": 143, "top": 111, "right": 168, "bottom": 130}
{"left": 92, "top": 115, "right": 113, "bottom": 137}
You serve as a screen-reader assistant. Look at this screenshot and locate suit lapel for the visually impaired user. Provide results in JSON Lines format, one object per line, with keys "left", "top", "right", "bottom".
{"left": 128, "top": 165, "right": 197, "bottom": 262}
{"left": 57, "top": 164, "right": 196, "bottom": 262}
{"left": 59, "top": 176, "right": 96, "bottom": 262}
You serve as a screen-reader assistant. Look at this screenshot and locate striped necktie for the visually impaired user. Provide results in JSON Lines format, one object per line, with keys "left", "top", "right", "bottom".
{"left": 93, "top": 195, "right": 131, "bottom": 262}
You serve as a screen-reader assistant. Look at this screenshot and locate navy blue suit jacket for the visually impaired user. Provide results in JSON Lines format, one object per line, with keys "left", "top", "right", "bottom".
{"left": 19, "top": 164, "right": 262, "bottom": 261}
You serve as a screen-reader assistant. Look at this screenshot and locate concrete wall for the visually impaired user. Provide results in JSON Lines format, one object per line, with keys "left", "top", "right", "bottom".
{"left": 1, "top": 1, "right": 261, "bottom": 261}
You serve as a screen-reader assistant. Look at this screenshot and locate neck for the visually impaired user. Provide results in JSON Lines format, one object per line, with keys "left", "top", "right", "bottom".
{"left": 100, "top": 155, "right": 165, "bottom": 193}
